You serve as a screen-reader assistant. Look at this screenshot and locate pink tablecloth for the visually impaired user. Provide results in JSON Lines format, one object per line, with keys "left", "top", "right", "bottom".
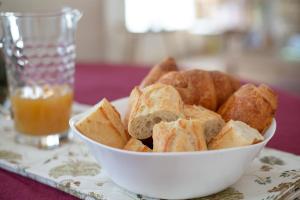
{"left": 1, "top": 62, "right": 300, "bottom": 200}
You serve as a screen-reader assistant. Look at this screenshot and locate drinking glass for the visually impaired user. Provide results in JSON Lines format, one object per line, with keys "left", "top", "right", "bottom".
{"left": 0, "top": 8, "right": 81, "bottom": 148}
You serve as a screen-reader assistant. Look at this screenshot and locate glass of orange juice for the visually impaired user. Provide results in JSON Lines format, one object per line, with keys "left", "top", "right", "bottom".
{"left": 0, "top": 8, "right": 81, "bottom": 148}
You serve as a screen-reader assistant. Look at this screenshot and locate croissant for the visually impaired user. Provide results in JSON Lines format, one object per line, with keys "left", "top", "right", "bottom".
{"left": 140, "top": 57, "right": 178, "bottom": 88}
{"left": 217, "top": 84, "right": 277, "bottom": 133}
{"left": 157, "top": 69, "right": 240, "bottom": 111}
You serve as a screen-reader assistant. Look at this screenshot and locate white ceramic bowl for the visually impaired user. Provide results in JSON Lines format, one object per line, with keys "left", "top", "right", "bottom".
{"left": 69, "top": 97, "right": 276, "bottom": 199}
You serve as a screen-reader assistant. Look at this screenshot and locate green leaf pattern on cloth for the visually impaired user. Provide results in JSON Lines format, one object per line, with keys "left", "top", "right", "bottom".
{"left": 88, "top": 192, "right": 105, "bottom": 200}
{"left": 195, "top": 187, "right": 244, "bottom": 200}
{"left": 59, "top": 179, "right": 81, "bottom": 188}
{"left": 0, "top": 150, "right": 22, "bottom": 164}
{"left": 266, "top": 178, "right": 300, "bottom": 200}
{"left": 280, "top": 169, "right": 300, "bottom": 179}
{"left": 57, "top": 179, "right": 88, "bottom": 199}
{"left": 49, "top": 160, "right": 101, "bottom": 178}
{"left": 260, "top": 165, "right": 273, "bottom": 172}
{"left": 260, "top": 156, "right": 285, "bottom": 166}
{"left": 255, "top": 176, "right": 272, "bottom": 185}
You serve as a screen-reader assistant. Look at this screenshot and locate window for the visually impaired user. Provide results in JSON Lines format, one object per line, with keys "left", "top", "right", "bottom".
{"left": 125, "top": 0, "right": 195, "bottom": 33}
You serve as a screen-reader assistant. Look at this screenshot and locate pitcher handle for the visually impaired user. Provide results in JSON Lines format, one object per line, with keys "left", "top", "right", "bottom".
{"left": 0, "top": 36, "right": 3, "bottom": 48}
{"left": 0, "top": 17, "right": 3, "bottom": 48}
{"left": 71, "top": 9, "right": 82, "bottom": 23}
{"left": 63, "top": 7, "right": 82, "bottom": 27}
{"left": 0, "top": 38, "right": 11, "bottom": 120}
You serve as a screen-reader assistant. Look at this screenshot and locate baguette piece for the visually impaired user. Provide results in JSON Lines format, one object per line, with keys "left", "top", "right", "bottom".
{"left": 218, "top": 84, "right": 277, "bottom": 133}
{"left": 128, "top": 83, "right": 184, "bottom": 139}
{"left": 208, "top": 120, "right": 264, "bottom": 150}
{"left": 124, "top": 57, "right": 177, "bottom": 128}
{"left": 123, "top": 87, "right": 142, "bottom": 129}
{"left": 153, "top": 119, "right": 207, "bottom": 152}
{"left": 76, "top": 98, "right": 129, "bottom": 149}
{"left": 183, "top": 105, "right": 225, "bottom": 143}
{"left": 124, "top": 138, "right": 152, "bottom": 152}
{"left": 140, "top": 57, "right": 178, "bottom": 88}
{"left": 158, "top": 69, "right": 240, "bottom": 111}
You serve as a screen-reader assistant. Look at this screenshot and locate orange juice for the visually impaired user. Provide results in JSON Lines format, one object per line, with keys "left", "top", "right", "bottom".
{"left": 11, "top": 85, "right": 73, "bottom": 136}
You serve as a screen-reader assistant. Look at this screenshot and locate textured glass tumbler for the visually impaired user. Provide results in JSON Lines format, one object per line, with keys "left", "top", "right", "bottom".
{"left": 0, "top": 8, "right": 81, "bottom": 148}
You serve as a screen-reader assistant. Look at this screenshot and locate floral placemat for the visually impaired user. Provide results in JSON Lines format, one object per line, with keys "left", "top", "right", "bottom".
{"left": 0, "top": 102, "right": 299, "bottom": 200}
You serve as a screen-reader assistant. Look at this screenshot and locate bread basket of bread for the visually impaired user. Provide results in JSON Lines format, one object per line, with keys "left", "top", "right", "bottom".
{"left": 69, "top": 57, "right": 278, "bottom": 199}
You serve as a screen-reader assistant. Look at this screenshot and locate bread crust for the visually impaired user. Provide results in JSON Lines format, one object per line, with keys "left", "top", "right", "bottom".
{"left": 183, "top": 104, "right": 225, "bottom": 143}
{"left": 217, "top": 84, "right": 277, "bottom": 133}
{"left": 123, "top": 87, "right": 142, "bottom": 129}
{"left": 76, "top": 98, "right": 129, "bottom": 149}
{"left": 153, "top": 119, "right": 207, "bottom": 152}
{"left": 140, "top": 57, "right": 178, "bottom": 88}
{"left": 124, "top": 138, "right": 152, "bottom": 152}
{"left": 210, "top": 71, "right": 240, "bottom": 106}
{"left": 128, "top": 83, "right": 184, "bottom": 139}
{"left": 158, "top": 69, "right": 240, "bottom": 111}
{"left": 208, "top": 120, "right": 264, "bottom": 150}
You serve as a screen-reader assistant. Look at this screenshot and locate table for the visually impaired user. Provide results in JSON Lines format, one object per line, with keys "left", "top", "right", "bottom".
{"left": 1, "top": 63, "right": 300, "bottom": 200}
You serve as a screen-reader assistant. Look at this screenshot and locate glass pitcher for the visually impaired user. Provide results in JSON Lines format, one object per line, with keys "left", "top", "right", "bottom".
{"left": 0, "top": 8, "right": 81, "bottom": 148}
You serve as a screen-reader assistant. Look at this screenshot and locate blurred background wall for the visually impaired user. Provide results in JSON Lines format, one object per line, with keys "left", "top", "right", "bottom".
{"left": 1, "top": 0, "right": 300, "bottom": 94}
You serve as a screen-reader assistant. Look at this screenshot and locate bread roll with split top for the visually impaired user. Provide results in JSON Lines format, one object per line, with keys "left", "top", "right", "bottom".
{"left": 217, "top": 83, "right": 277, "bottom": 133}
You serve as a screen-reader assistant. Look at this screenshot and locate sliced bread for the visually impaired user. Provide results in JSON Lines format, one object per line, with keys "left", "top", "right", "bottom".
{"left": 183, "top": 104, "right": 225, "bottom": 143}
{"left": 208, "top": 120, "right": 264, "bottom": 150}
{"left": 128, "top": 83, "right": 184, "bottom": 139}
{"left": 153, "top": 119, "right": 207, "bottom": 152}
{"left": 76, "top": 98, "right": 129, "bottom": 149}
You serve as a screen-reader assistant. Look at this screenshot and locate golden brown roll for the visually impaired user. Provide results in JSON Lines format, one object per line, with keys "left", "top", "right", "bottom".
{"left": 217, "top": 84, "right": 278, "bottom": 133}
{"left": 158, "top": 69, "right": 240, "bottom": 111}
{"left": 153, "top": 119, "right": 207, "bottom": 152}
{"left": 140, "top": 57, "right": 178, "bottom": 88}
{"left": 210, "top": 71, "right": 241, "bottom": 106}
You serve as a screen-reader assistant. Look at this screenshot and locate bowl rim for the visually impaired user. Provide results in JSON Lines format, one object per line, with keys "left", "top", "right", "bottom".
{"left": 69, "top": 112, "right": 276, "bottom": 157}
